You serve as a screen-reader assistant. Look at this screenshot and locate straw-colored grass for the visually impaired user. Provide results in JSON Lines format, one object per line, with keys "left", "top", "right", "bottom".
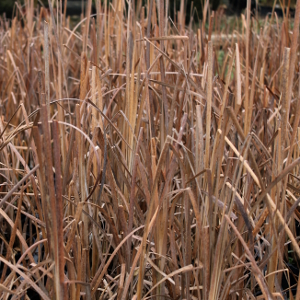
{"left": 1, "top": 0, "right": 300, "bottom": 299}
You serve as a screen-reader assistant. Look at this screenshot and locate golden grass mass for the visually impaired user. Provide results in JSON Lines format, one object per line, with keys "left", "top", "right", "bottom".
{"left": 0, "top": 0, "right": 300, "bottom": 299}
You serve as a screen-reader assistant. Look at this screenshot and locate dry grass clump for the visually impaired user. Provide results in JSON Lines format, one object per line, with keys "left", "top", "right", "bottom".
{"left": 1, "top": 0, "right": 300, "bottom": 299}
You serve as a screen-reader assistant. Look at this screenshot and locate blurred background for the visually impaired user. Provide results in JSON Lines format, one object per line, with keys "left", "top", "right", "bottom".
{"left": 0, "top": 0, "right": 297, "bottom": 20}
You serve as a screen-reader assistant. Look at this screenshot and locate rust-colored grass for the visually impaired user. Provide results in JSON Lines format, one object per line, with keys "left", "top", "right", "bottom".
{"left": 0, "top": 0, "right": 300, "bottom": 299}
